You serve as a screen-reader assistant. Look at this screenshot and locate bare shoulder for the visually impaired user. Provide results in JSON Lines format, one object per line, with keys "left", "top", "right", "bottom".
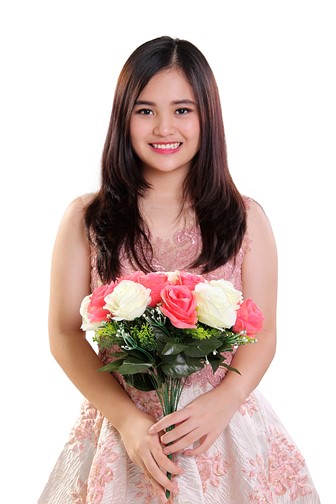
{"left": 244, "top": 197, "right": 276, "bottom": 249}
{"left": 245, "top": 197, "right": 271, "bottom": 227}
{"left": 59, "top": 192, "right": 96, "bottom": 229}
{"left": 64, "top": 192, "right": 96, "bottom": 216}
{"left": 52, "top": 193, "right": 96, "bottom": 256}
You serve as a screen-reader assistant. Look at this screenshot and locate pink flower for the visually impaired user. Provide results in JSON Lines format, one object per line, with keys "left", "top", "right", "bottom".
{"left": 160, "top": 285, "right": 197, "bottom": 329}
{"left": 137, "top": 272, "right": 170, "bottom": 307}
{"left": 117, "top": 271, "right": 144, "bottom": 283}
{"left": 88, "top": 282, "right": 117, "bottom": 323}
{"left": 233, "top": 298, "right": 264, "bottom": 336}
{"left": 175, "top": 271, "right": 205, "bottom": 291}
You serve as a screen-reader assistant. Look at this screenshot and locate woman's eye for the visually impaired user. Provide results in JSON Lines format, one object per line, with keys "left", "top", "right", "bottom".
{"left": 175, "top": 108, "right": 191, "bottom": 115}
{"left": 136, "top": 109, "right": 153, "bottom": 115}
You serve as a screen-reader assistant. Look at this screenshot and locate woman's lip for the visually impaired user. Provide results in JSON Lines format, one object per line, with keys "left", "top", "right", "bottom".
{"left": 149, "top": 142, "right": 182, "bottom": 153}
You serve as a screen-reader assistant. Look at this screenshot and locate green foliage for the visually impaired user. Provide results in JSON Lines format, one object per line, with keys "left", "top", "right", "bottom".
{"left": 94, "top": 308, "right": 256, "bottom": 392}
{"left": 130, "top": 322, "right": 155, "bottom": 350}
{"left": 184, "top": 325, "right": 220, "bottom": 340}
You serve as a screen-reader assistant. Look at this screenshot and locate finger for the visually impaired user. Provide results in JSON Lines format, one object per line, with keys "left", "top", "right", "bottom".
{"left": 155, "top": 450, "right": 185, "bottom": 476}
{"left": 162, "top": 428, "right": 201, "bottom": 455}
{"left": 160, "top": 420, "right": 197, "bottom": 445}
{"left": 184, "top": 435, "right": 213, "bottom": 457}
{"left": 144, "top": 453, "right": 178, "bottom": 494}
{"left": 141, "top": 465, "right": 166, "bottom": 498}
{"left": 152, "top": 440, "right": 184, "bottom": 475}
{"left": 149, "top": 410, "right": 189, "bottom": 434}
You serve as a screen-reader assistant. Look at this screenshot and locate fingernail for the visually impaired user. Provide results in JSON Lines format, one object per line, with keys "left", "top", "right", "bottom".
{"left": 148, "top": 426, "right": 154, "bottom": 434}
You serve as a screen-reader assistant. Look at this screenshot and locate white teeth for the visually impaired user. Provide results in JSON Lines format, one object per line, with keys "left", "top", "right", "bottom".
{"left": 151, "top": 143, "right": 181, "bottom": 149}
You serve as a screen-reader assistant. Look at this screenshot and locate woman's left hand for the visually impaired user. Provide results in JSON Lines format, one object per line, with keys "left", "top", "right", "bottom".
{"left": 148, "top": 387, "right": 240, "bottom": 457}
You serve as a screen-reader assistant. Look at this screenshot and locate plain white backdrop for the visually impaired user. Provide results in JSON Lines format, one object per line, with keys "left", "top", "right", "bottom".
{"left": 1, "top": 1, "right": 334, "bottom": 502}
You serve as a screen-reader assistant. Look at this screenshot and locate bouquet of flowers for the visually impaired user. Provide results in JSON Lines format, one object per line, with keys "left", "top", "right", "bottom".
{"left": 80, "top": 270, "right": 264, "bottom": 497}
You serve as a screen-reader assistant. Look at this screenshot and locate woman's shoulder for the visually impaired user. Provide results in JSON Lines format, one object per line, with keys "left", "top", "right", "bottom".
{"left": 243, "top": 195, "right": 272, "bottom": 227}
{"left": 242, "top": 195, "right": 277, "bottom": 255}
{"left": 62, "top": 192, "right": 97, "bottom": 218}
{"left": 55, "top": 193, "right": 97, "bottom": 241}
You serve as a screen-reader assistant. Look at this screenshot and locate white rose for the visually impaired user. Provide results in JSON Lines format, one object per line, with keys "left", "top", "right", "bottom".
{"left": 104, "top": 280, "right": 151, "bottom": 321}
{"left": 166, "top": 271, "right": 180, "bottom": 283}
{"left": 79, "top": 295, "right": 101, "bottom": 331}
{"left": 194, "top": 280, "right": 243, "bottom": 328}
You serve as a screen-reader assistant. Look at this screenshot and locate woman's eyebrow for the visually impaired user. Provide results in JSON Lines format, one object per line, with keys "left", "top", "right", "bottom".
{"left": 134, "top": 99, "right": 196, "bottom": 106}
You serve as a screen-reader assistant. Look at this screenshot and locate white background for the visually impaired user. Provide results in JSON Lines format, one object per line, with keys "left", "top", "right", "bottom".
{"left": 1, "top": 1, "right": 334, "bottom": 502}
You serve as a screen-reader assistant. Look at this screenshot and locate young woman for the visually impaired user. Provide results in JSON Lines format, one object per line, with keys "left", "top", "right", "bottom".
{"left": 39, "top": 36, "right": 320, "bottom": 503}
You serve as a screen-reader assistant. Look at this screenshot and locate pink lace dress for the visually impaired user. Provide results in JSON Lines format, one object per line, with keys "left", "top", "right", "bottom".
{"left": 38, "top": 221, "right": 320, "bottom": 504}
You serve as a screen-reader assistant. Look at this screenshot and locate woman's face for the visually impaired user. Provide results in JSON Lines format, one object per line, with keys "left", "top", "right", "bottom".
{"left": 130, "top": 69, "right": 200, "bottom": 180}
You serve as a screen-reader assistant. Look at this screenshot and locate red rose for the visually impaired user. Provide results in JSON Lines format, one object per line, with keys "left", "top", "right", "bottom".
{"left": 87, "top": 282, "right": 116, "bottom": 323}
{"left": 175, "top": 271, "right": 206, "bottom": 291}
{"left": 137, "top": 272, "right": 170, "bottom": 307}
{"left": 160, "top": 285, "right": 197, "bottom": 329}
{"left": 117, "top": 271, "right": 144, "bottom": 283}
{"left": 233, "top": 298, "right": 264, "bottom": 336}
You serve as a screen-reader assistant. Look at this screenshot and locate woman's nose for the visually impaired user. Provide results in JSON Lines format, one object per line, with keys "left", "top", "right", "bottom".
{"left": 153, "top": 114, "right": 176, "bottom": 137}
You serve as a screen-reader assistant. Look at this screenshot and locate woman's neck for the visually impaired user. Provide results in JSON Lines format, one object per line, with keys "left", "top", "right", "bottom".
{"left": 142, "top": 167, "right": 187, "bottom": 207}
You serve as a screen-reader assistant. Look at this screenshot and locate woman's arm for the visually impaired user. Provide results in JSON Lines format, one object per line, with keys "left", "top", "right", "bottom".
{"left": 214, "top": 198, "right": 278, "bottom": 402}
{"left": 149, "top": 199, "right": 278, "bottom": 456}
{"left": 49, "top": 196, "right": 182, "bottom": 497}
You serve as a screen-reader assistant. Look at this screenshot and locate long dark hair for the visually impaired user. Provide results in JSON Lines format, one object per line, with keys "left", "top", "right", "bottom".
{"left": 85, "top": 36, "right": 246, "bottom": 282}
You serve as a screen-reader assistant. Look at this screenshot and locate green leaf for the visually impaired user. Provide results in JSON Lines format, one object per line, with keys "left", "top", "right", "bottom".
{"left": 217, "top": 342, "right": 235, "bottom": 353}
{"left": 161, "top": 342, "right": 189, "bottom": 355}
{"left": 117, "top": 361, "right": 153, "bottom": 375}
{"left": 108, "top": 351, "right": 129, "bottom": 358}
{"left": 127, "top": 350, "right": 151, "bottom": 362}
{"left": 98, "top": 358, "right": 125, "bottom": 372}
{"left": 161, "top": 354, "right": 203, "bottom": 378}
{"left": 183, "top": 338, "right": 222, "bottom": 357}
{"left": 152, "top": 325, "right": 169, "bottom": 341}
{"left": 124, "top": 373, "right": 156, "bottom": 391}
{"left": 220, "top": 362, "right": 241, "bottom": 375}
{"left": 208, "top": 354, "right": 224, "bottom": 374}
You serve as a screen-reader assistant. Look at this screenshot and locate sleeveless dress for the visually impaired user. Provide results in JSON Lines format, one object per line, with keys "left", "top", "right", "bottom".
{"left": 38, "top": 218, "right": 321, "bottom": 504}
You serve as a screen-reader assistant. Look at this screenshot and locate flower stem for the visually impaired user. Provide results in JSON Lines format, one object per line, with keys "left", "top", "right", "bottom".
{"left": 153, "top": 376, "right": 186, "bottom": 500}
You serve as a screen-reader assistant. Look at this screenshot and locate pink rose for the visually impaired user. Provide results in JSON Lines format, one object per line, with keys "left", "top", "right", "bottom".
{"left": 175, "top": 271, "right": 206, "bottom": 291}
{"left": 160, "top": 285, "right": 197, "bottom": 329}
{"left": 233, "top": 298, "right": 264, "bottom": 335}
{"left": 137, "top": 272, "right": 170, "bottom": 307}
{"left": 87, "top": 282, "right": 116, "bottom": 322}
{"left": 116, "top": 271, "right": 144, "bottom": 283}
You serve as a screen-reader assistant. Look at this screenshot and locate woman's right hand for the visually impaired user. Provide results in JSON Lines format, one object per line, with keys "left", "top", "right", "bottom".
{"left": 118, "top": 411, "right": 183, "bottom": 501}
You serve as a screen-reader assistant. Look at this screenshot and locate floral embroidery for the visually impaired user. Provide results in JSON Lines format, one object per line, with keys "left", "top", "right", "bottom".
{"left": 70, "top": 477, "right": 88, "bottom": 504}
{"left": 195, "top": 452, "right": 230, "bottom": 493}
{"left": 244, "top": 429, "right": 314, "bottom": 502}
{"left": 86, "top": 430, "right": 118, "bottom": 504}
{"left": 68, "top": 400, "right": 103, "bottom": 454}
{"left": 239, "top": 394, "right": 258, "bottom": 417}
{"left": 267, "top": 428, "right": 313, "bottom": 500}
{"left": 243, "top": 454, "right": 274, "bottom": 503}
{"left": 136, "top": 475, "right": 161, "bottom": 504}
